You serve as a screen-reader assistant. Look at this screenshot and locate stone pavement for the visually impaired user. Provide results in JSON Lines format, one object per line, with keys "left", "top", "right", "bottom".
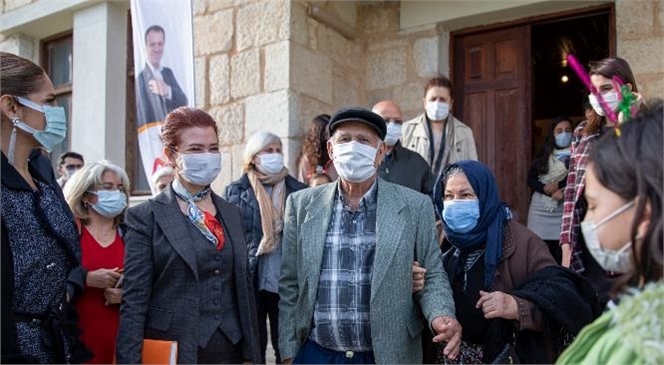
{"left": 266, "top": 318, "right": 277, "bottom": 364}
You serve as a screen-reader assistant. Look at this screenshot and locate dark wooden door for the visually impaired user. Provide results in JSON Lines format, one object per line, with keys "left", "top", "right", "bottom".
{"left": 453, "top": 25, "right": 531, "bottom": 222}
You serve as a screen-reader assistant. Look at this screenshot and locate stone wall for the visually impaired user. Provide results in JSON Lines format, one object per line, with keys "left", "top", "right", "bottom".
{"left": 288, "top": 0, "right": 452, "bottom": 126}
{"left": 287, "top": 1, "right": 363, "bottom": 157}
{"left": 0, "top": 0, "right": 37, "bottom": 58}
{"left": 2, "top": 0, "right": 661, "bottom": 193}
{"left": 616, "top": 0, "right": 664, "bottom": 100}
{"left": 193, "top": 0, "right": 295, "bottom": 191}
{"left": 0, "top": 32, "right": 35, "bottom": 58}
{"left": 359, "top": 1, "right": 448, "bottom": 121}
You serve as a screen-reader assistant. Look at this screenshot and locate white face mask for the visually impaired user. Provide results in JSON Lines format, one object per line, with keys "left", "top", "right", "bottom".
{"left": 256, "top": 153, "right": 284, "bottom": 175}
{"left": 384, "top": 122, "right": 402, "bottom": 146}
{"left": 581, "top": 201, "right": 635, "bottom": 273}
{"left": 332, "top": 141, "right": 378, "bottom": 183}
{"left": 177, "top": 152, "right": 222, "bottom": 186}
{"left": 425, "top": 101, "right": 450, "bottom": 121}
{"left": 588, "top": 92, "right": 619, "bottom": 117}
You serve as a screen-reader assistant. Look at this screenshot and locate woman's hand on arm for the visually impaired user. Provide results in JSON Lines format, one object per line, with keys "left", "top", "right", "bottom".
{"left": 86, "top": 268, "right": 122, "bottom": 288}
{"left": 476, "top": 290, "right": 519, "bottom": 320}
{"left": 543, "top": 182, "right": 558, "bottom": 195}
{"left": 561, "top": 243, "right": 571, "bottom": 267}
{"left": 104, "top": 288, "right": 122, "bottom": 305}
{"left": 551, "top": 189, "right": 564, "bottom": 201}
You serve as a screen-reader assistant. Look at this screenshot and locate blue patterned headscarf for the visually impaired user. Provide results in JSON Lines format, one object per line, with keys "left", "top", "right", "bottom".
{"left": 433, "top": 160, "right": 512, "bottom": 289}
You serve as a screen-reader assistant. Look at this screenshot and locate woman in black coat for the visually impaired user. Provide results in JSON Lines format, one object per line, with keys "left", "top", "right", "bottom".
{"left": 224, "top": 131, "right": 307, "bottom": 364}
{"left": 1, "top": 52, "right": 88, "bottom": 363}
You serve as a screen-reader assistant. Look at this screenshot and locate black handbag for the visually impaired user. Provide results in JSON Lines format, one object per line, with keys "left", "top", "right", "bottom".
{"left": 490, "top": 342, "right": 520, "bottom": 364}
{"left": 487, "top": 320, "right": 520, "bottom": 364}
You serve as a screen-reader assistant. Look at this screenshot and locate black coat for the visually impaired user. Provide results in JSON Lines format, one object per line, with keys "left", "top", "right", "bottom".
{"left": 483, "top": 265, "right": 602, "bottom": 364}
{"left": 223, "top": 174, "right": 307, "bottom": 277}
{"left": 1, "top": 150, "right": 86, "bottom": 363}
{"left": 378, "top": 142, "right": 435, "bottom": 196}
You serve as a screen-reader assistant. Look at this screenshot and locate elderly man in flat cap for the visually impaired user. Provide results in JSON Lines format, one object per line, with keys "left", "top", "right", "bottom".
{"left": 278, "top": 107, "right": 461, "bottom": 364}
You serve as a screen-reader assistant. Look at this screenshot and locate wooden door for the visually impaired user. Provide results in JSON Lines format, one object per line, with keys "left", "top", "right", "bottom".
{"left": 453, "top": 25, "right": 531, "bottom": 222}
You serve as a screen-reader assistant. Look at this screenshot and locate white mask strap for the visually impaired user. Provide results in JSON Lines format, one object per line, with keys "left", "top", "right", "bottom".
{"left": 595, "top": 201, "right": 635, "bottom": 228}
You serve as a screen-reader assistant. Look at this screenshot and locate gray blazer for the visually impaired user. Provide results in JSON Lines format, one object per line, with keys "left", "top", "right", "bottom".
{"left": 116, "top": 186, "right": 261, "bottom": 364}
{"left": 278, "top": 178, "right": 456, "bottom": 364}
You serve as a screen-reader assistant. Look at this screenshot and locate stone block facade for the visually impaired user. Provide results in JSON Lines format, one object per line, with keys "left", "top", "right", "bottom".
{"left": 359, "top": 1, "right": 447, "bottom": 120}
{"left": 616, "top": 0, "right": 664, "bottom": 100}
{"left": 1, "top": 0, "right": 662, "bottom": 193}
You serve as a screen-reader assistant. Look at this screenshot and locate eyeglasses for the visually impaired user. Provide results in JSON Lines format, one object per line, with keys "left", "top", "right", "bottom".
{"left": 64, "top": 164, "right": 83, "bottom": 170}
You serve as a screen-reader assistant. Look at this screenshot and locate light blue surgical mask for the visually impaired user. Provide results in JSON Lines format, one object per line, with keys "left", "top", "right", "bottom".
{"left": 8, "top": 96, "right": 67, "bottom": 163}
{"left": 89, "top": 190, "right": 127, "bottom": 219}
{"left": 442, "top": 199, "right": 480, "bottom": 233}
{"left": 555, "top": 132, "right": 573, "bottom": 148}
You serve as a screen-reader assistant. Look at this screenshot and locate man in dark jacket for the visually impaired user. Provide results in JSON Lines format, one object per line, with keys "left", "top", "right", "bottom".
{"left": 373, "top": 100, "right": 435, "bottom": 196}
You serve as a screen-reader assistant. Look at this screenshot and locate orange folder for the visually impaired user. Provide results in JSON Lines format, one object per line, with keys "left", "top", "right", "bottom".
{"left": 141, "top": 339, "right": 177, "bottom": 365}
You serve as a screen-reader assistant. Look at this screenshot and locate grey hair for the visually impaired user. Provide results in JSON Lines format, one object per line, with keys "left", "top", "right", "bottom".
{"left": 243, "top": 131, "right": 282, "bottom": 172}
{"left": 63, "top": 159, "right": 130, "bottom": 227}
{"left": 442, "top": 166, "right": 466, "bottom": 187}
{"left": 150, "top": 165, "right": 174, "bottom": 196}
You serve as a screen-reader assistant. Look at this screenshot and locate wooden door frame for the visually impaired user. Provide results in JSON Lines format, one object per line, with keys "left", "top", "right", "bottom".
{"left": 450, "top": 3, "right": 616, "bottom": 87}
{"left": 448, "top": 3, "right": 615, "bottom": 221}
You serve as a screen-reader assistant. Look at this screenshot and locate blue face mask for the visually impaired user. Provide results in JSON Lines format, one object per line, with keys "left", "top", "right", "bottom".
{"left": 555, "top": 132, "right": 573, "bottom": 148}
{"left": 11, "top": 96, "right": 67, "bottom": 152}
{"left": 442, "top": 199, "right": 480, "bottom": 233}
{"left": 89, "top": 190, "right": 127, "bottom": 219}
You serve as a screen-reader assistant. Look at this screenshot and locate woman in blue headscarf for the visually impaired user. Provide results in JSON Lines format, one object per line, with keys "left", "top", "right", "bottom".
{"left": 432, "top": 160, "right": 600, "bottom": 364}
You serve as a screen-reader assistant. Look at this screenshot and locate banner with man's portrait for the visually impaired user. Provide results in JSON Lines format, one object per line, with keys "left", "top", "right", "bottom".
{"left": 130, "top": 0, "right": 194, "bottom": 191}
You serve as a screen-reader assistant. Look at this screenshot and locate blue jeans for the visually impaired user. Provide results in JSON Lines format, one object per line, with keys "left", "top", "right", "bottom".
{"left": 293, "top": 340, "right": 375, "bottom": 364}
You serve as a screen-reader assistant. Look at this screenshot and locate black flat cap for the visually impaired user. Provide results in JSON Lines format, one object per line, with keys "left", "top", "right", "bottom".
{"left": 329, "top": 107, "right": 387, "bottom": 140}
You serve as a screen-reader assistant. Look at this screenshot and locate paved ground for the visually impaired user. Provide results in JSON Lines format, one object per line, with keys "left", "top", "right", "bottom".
{"left": 265, "top": 318, "right": 277, "bottom": 364}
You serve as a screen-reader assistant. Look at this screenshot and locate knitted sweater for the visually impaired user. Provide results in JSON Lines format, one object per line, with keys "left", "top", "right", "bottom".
{"left": 556, "top": 281, "right": 664, "bottom": 365}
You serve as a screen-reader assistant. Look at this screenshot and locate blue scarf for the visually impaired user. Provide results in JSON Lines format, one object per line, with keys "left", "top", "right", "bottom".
{"left": 433, "top": 160, "right": 512, "bottom": 289}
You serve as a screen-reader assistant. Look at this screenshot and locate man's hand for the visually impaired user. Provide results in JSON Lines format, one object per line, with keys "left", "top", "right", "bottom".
{"left": 282, "top": 358, "right": 293, "bottom": 365}
{"left": 148, "top": 79, "right": 172, "bottom": 97}
{"left": 104, "top": 288, "right": 123, "bottom": 305}
{"left": 87, "top": 268, "right": 122, "bottom": 289}
{"left": 431, "top": 316, "right": 462, "bottom": 360}
{"left": 476, "top": 290, "right": 519, "bottom": 320}
{"left": 412, "top": 261, "right": 426, "bottom": 293}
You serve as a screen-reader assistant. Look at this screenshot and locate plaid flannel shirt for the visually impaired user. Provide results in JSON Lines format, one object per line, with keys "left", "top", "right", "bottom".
{"left": 559, "top": 121, "right": 601, "bottom": 272}
{"left": 309, "top": 180, "right": 378, "bottom": 352}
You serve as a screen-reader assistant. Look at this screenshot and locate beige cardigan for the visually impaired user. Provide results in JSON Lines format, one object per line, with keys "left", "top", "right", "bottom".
{"left": 401, "top": 113, "right": 478, "bottom": 176}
